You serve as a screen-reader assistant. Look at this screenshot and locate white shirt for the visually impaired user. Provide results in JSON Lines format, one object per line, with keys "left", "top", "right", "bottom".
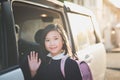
{"left": 47, "top": 52, "right": 67, "bottom": 60}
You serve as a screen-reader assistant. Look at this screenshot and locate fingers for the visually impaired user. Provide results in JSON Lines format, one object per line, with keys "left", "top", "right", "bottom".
{"left": 38, "top": 58, "right": 41, "bottom": 65}
{"left": 28, "top": 51, "right": 41, "bottom": 62}
{"left": 31, "top": 51, "right": 35, "bottom": 60}
{"left": 35, "top": 52, "right": 38, "bottom": 60}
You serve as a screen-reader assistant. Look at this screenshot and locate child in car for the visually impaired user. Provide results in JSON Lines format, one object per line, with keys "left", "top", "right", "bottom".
{"left": 28, "top": 24, "right": 82, "bottom": 80}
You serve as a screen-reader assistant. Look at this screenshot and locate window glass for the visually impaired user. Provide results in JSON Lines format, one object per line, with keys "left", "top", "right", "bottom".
{"left": 12, "top": 2, "right": 63, "bottom": 55}
{"left": 67, "top": 13, "right": 96, "bottom": 51}
{"left": 13, "top": 2, "right": 62, "bottom": 42}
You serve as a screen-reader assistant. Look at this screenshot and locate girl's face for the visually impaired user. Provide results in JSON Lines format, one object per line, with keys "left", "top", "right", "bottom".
{"left": 45, "top": 30, "right": 64, "bottom": 56}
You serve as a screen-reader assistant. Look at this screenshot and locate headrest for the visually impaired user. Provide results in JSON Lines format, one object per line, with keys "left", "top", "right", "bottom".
{"left": 34, "top": 29, "right": 44, "bottom": 44}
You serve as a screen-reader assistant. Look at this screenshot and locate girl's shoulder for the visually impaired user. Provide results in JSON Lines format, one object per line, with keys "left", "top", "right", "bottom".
{"left": 63, "top": 57, "right": 82, "bottom": 79}
{"left": 65, "top": 57, "right": 78, "bottom": 66}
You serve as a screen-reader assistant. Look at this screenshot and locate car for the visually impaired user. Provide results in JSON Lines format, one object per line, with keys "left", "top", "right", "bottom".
{"left": 0, "top": 0, "right": 106, "bottom": 80}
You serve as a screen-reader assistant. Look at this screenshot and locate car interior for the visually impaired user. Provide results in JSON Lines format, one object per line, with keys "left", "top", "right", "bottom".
{"left": 12, "top": 1, "right": 63, "bottom": 56}
{"left": 12, "top": 2, "right": 65, "bottom": 78}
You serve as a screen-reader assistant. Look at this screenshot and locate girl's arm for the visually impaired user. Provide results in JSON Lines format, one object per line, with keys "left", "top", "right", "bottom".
{"left": 28, "top": 51, "right": 41, "bottom": 77}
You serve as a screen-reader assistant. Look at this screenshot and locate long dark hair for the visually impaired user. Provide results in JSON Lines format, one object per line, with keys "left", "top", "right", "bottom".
{"left": 40, "top": 24, "right": 72, "bottom": 56}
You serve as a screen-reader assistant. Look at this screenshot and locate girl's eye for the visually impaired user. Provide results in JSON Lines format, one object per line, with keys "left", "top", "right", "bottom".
{"left": 45, "top": 39, "right": 49, "bottom": 42}
{"left": 55, "top": 37, "right": 58, "bottom": 40}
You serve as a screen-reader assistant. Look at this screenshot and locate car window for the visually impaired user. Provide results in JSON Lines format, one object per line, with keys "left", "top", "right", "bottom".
{"left": 12, "top": 2, "right": 63, "bottom": 55}
{"left": 67, "top": 13, "right": 96, "bottom": 51}
{"left": 13, "top": 2, "right": 63, "bottom": 42}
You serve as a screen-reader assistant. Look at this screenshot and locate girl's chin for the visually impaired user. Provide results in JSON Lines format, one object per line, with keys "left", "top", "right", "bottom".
{"left": 50, "top": 52, "right": 60, "bottom": 56}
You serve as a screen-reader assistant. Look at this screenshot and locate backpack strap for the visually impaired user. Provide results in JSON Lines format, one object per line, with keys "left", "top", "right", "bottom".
{"left": 60, "top": 55, "right": 69, "bottom": 77}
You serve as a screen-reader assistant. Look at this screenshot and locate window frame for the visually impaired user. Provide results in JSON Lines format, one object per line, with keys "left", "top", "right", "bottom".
{"left": 0, "top": 0, "right": 18, "bottom": 71}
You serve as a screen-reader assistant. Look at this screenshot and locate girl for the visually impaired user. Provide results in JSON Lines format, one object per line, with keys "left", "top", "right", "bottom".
{"left": 28, "top": 24, "right": 82, "bottom": 80}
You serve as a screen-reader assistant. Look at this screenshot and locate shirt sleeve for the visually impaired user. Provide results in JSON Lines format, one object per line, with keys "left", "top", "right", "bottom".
{"left": 65, "top": 58, "right": 82, "bottom": 80}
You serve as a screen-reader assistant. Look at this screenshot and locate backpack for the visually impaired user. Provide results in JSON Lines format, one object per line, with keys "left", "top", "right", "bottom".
{"left": 60, "top": 55, "right": 93, "bottom": 80}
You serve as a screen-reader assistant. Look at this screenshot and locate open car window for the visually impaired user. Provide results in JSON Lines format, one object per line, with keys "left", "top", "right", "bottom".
{"left": 12, "top": 1, "right": 64, "bottom": 56}
{"left": 13, "top": 2, "right": 63, "bottom": 42}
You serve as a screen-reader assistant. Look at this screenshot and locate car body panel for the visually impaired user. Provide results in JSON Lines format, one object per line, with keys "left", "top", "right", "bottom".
{"left": 0, "top": 66, "right": 24, "bottom": 80}
{"left": 77, "top": 43, "right": 106, "bottom": 80}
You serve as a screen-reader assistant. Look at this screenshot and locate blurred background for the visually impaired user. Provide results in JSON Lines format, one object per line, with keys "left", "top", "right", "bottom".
{"left": 59, "top": 0, "right": 120, "bottom": 52}
{"left": 59, "top": 0, "right": 120, "bottom": 80}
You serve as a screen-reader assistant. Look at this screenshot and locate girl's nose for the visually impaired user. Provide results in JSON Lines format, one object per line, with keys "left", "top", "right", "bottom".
{"left": 49, "top": 41, "right": 55, "bottom": 45}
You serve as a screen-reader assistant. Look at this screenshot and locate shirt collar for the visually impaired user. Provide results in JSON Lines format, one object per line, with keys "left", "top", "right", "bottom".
{"left": 47, "top": 52, "right": 66, "bottom": 60}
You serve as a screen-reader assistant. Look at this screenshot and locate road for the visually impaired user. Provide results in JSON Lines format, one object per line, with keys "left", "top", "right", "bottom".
{"left": 105, "top": 52, "right": 120, "bottom": 80}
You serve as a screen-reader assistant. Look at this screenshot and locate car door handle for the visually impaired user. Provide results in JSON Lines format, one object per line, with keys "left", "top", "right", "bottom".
{"left": 85, "top": 54, "right": 93, "bottom": 63}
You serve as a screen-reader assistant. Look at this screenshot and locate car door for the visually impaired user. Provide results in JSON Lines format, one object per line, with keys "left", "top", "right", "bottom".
{"left": 0, "top": 65, "right": 24, "bottom": 80}
{"left": 0, "top": 0, "right": 24, "bottom": 80}
{"left": 11, "top": 0, "right": 70, "bottom": 80}
{"left": 64, "top": 1, "right": 106, "bottom": 80}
